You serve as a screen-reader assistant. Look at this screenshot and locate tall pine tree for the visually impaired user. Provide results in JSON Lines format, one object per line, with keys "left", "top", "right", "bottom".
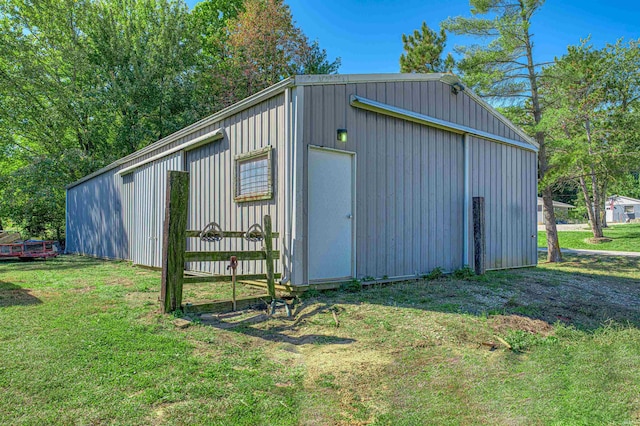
{"left": 443, "top": 0, "right": 563, "bottom": 262}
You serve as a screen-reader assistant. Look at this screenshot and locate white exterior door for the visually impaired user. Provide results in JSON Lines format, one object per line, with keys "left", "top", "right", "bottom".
{"left": 308, "top": 147, "right": 355, "bottom": 281}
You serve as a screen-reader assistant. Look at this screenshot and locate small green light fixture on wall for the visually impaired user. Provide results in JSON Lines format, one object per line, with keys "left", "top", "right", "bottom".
{"left": 337, "top": 129, "right": 348, "bottom": 143}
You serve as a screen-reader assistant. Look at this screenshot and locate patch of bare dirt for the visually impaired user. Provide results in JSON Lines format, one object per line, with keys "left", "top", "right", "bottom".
{"left": 489, "top": 315, "right": 554, "bottom": 336}
{"left": 105, "top": 277, "right": 134, "bottom": 287}
{"left": 586, "top": 237, "right": 613, "bottom": 244}
{"left": 69, "top": 286, "right": 95, "bottom": 294}
{"left": 494, "top": 266, "right": 640, "bottom": 329}
{"left": 298, "top": 343, "right": 391, "bottom": 425}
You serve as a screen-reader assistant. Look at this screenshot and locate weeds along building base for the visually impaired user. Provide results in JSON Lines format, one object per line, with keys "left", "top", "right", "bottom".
{"left": 66, "top": 73, "right": 539, "bottom": 286}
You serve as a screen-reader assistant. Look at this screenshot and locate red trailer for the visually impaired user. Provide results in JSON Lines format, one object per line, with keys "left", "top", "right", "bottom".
{"left": 0, "top": 241, "right": 59, "bottom": 260}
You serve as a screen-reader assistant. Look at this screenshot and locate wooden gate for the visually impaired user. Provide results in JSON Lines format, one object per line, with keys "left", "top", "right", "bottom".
{"left": 159, "top": 171, "right": 279, "bottom": 314}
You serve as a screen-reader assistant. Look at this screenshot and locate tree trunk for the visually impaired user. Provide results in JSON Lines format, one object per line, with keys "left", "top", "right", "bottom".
{"left": 541, "top": 186, "right": 562, "bottom": 262}
{"left": 523, "top": 18, "right": 561, "bottom": 262}
{"left": 578, "top": 174, "right": 603, "bottom": 238}
{"left": 590, "top": 168, "right": 604, "bottom": 238}
{"left": 585, "top": 118, "right": 603, "bottom": 238}
{"left": 601, "top": 181, "right": 608, "bottom": 228}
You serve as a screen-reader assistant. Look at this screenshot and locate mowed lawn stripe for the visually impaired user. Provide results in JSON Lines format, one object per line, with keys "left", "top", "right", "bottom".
{"left": 1, "top": 254, "right": 640, "bottom": 424}
{"left": 538, "top": 223, "right": 640, "bottom": 252}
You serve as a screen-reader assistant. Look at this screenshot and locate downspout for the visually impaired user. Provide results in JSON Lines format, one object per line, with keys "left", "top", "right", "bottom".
{"left": 290, "top": 86, "right": 304, "bottom": 285}
{"left": 463, "top": 133, "right": 470, "bottom": 266}
{"left": 281, "top": 87, "right": 292, "bottom": 284}
{"left": 64, "top": 188, "right": 69, "bottom": 254}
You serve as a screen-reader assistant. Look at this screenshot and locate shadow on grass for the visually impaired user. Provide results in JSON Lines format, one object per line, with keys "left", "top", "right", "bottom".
{"left": 0, "top": 255, "right": 124, "bottom": 275}
{"left": 0, "top": 281, "right": 42, "bottom": 308}
{"left": 199, "top": 303, "right": 356, "bottom": 346}
{"left": 341, "top": 253, "right": 640, "bottom": 332}
{"left": 189, "top": 253, "right": 640, "bottom": 342}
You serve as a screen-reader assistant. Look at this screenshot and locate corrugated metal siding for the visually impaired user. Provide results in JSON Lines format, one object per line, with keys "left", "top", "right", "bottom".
{"left": 132, "top": 153, "right": 183, "bottom": 267}
{"left": 300, "top": 80, "right": 535, "bottom": 280}
{"left": 68, "top": 93, "right": 286, "bottom": 271}
{"left": 121, "top": 173, "right": 135, "bottom": 258}
{"left": 185, "top": 94, "right": 286, "bottom": 276}
{"left": 468, "top": 137, "right": 537, "bottom": 269}
{"left": 66, "top": 170, "right": 128, "bottom": 259}
{"left": 302, "top": 82, "right": 466, "bottom": 279}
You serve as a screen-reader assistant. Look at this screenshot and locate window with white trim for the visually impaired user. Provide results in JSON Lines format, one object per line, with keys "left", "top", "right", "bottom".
{"left": 624, "top": 205, "right": 635, "bottom": 214}
{"left": 235, "top": 146, "right": 273, "bottom": 202}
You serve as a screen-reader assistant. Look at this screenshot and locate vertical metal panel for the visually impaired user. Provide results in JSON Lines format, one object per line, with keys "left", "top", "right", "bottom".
{"left": 121, "top": 173, "right": 134, "bottom": 259}
{"left": 468, "top": 136, "right": 537, "bottom": 269}
{"left": 303, "top": 82, "right": 465, "bottom": 279}
{"left": 133, "top": 163, "right": 155, "bottom": 266}
{"left": 132, "top": 152, "right": 182, "bottom": 267}
{"left": 185, "top": 94, "right": 286, "bottom": 277}
{"left": 66, "top": 169, "right": 128, "bottom": 259}
{"left": 300, "top": 79, "right": 533, "bottom": 280}
{"left": 68, "top": 92, "right": 287, "bottom": 272}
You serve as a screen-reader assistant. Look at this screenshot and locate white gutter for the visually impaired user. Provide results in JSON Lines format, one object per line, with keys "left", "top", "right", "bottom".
{"left": 64, "top": 188, "right": 69, "bottom": 254}
{"left": 281, "top": 87, "right": 291, "bottom": 284}
{"left": 349, "top": 94, "right": 538, "bottom": 153}
{"left": 290, "top": 86, "right": 305, "bottom": 285}
{"left": 463, "top": 134, "right": 470, "bottom": 266}
{"left": 116, "top": 128, "right": 224, "bottom": 176}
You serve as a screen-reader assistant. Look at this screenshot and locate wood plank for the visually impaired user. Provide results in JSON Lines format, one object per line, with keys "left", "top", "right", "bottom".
{"left": 182, "top": 295, "right": 270, "bottom": 314}
{"left": 473, "top": 196, "right": 486, "bottom": 275}
{"left": 185, "top": 230, "right": 280, "bottom": 238}
{"left": 183, "top": 273, "right": 281, "bottom": 284}
{"left": 264, "top": 215, "right": 276, "bottom": 299}
{"left": 160, "top": 171, "right": 189, "bottom": 314}
{"left": 239, "top": 280, "right": 306, "bottom": 295}
{"left": 184, "top": 250, "right": 280, "bottom": 262}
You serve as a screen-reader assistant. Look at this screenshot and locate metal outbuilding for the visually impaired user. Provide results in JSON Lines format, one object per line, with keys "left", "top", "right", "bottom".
{"left": 606, "top": 195, "right": 640, "bottom": 223}
{"left": 66, "top": 73, "right": 539, "bottom": 286}
{"left": 537, "top": 197, "right": 575, "bottom": 224}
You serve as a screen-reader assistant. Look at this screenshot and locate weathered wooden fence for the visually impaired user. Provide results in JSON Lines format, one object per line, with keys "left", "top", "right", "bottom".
{"left": 160, "top": 170, "right": 279, "bottom": 314}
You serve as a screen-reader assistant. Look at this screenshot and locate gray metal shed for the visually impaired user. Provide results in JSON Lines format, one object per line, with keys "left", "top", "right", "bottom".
{"left": 66, "top": 73, "right": 539, "bottom": 285}
{"left": 606, "top": 196, "right": 640, "bottom": 223}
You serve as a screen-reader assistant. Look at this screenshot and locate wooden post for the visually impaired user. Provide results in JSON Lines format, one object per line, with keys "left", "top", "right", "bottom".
{"left": 263, "top": 214, "right": 276, "bottom": 300}
{"left": 473, "top": 196, "right": 486, "bottom": 275}
{"left": 160, "top": 171, "right": 189, "bottom": 313}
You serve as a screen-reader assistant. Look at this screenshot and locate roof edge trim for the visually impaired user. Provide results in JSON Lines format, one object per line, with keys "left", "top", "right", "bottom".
{"left": 295, "top": 73, "right": 537, "bottom": 149}
{"left": 117, "top": 128, "right": 224, "bottom": 176}
{"left": 66, "top": 78, "right": 294, "bottom": 189}
{"left": 294, "top": 73, "right": 450, "bottom": 86}
{"left": 350, "top": 94, "right": 539, "bottom": 153}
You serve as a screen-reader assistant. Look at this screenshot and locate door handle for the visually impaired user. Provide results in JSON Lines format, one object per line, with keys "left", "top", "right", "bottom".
{"left": 346, "top": 214, "right": 353, "bottom": 219}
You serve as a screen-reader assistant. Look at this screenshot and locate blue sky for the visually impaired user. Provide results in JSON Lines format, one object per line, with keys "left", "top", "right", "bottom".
{"left": 187, "top": 0, "right": 640, "bottom": 74}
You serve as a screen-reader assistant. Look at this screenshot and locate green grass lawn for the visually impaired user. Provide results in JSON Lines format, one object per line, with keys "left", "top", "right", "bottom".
{"left": 538, "top": 223, "right": 640, "bottom": 252}
{"left": 1, "top": 255, "right": 640, "bottom": 424}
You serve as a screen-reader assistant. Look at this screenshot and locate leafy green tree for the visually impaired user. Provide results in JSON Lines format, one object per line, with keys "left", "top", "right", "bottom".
{"left": 443, "top": 0, "right": 563, "bottom": 262}
{"left": 0, "top": 0, "right": 200, "bottom": 238}
{"left": 400, "top": 22, "right": 454, "bottom": 73}
{"left": 86, "top": 0, "right": 200, "bottom": 157}
{"left": 540, "top": 39, "right": 640, "bottom": 236}
{"left": 189, "top": 0, "right": 244, "bottom": 115}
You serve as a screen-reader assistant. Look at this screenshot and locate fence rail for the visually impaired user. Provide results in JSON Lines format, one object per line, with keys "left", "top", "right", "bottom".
{"left": 160, "top": 170, "right": 278, "bottom": 314}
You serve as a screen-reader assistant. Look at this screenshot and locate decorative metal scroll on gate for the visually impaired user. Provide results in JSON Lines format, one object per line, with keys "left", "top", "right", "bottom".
{"left": 243, "top": 223, "right": 264, "bottom": 242}
{"left": 199, "top": 222, "right": 224, "bottom": 242}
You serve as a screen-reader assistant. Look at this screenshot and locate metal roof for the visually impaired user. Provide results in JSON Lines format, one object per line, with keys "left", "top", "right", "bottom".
{"left": 537, "top": 197, "right": 575, "bottom": 209}
{"left": 67, "top": 73, "right": 537, "bottom": 189}
{"left": 608, "top": 195, "right": 640, "bottom": 205}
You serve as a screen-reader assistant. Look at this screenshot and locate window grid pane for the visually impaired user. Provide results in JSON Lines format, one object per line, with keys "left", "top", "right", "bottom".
{"left": 238, "top": 155, "right": 269, "bottom": 197}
